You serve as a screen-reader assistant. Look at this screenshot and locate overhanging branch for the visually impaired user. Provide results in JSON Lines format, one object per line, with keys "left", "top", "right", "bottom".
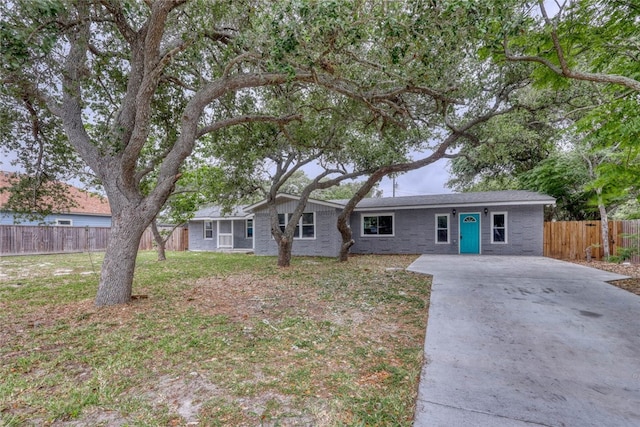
{"left": 196, "top": 114, "right": 302, "bottom": 139}
{"left": 503, "top": 1, "right": 640, "bottom": 93}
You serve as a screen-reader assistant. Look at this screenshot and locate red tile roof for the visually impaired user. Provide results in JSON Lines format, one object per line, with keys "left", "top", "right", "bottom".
{"left": 0, "top": 172, "right": 111, "bottom": 216}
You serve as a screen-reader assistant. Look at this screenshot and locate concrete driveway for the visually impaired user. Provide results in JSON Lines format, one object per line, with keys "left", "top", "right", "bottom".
{"left": 408, "top": 255, "right": 640, "bottom": 427}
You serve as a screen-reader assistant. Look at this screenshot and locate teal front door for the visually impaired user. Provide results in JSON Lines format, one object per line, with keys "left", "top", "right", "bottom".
{"left": 459, "top": 213, "right": 480, "bottom": 254}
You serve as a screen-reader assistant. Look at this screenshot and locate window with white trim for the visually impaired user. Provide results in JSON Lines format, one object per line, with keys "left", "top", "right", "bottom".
{"left": 362, "top": 213, "right": 394, "bottom": 236}
{"left": 435, "top": 214, "right": 449, "bottom": 243}
{"left": 55, "top": 218, "right": 73, "bottom": 226}
{"left": 491, "top": 212, "right": 507, "bottom": 243}
{"left": 277, "top": 212, "right": 315, "bottom": 239}
{"left": 246, "top": 219, "right": 253, "bottom": 238}
{"left": 204, "top": 221, "right": 213, "bottom": 239}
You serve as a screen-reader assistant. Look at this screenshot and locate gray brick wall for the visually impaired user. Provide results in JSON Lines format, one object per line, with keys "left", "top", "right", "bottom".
{"left": 350, "top": 205, "right": 544, "bottom": 256}
{"left": 481, "top": 205, "right": 544, "bottom": 256}
{"left": 253, "top": 201, "right": 342, "bottom": 257}
{"left": 350, "top": 209, "right": 458, "bottom": 255}
{"left": 188, "top": 220, "right": 218, "bottom": 251}
{"left": 192, "top": 202, "right": 545, "bottom": 256}
{"left": 233, "top": 219, "right": 254, "bottom": 249}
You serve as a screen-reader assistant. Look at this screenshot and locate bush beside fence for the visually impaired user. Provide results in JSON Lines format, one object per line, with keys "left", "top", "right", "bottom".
{"left": 0, "top": 225, "right": 188, "bottom": 256}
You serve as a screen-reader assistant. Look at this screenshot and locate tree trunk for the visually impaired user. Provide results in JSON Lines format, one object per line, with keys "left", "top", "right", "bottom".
{"left": 151, "top": 219, "right": 167, "bottom": 261}
{"left": 596, "top": 189, "right": 610, "bottom": 259}
{"left": 337, "top": 215, "right": 354, "bottom": 262}
{"left": 94, "top": 209, "right": 149, "bottom": 306}
{"left": 336, "top": 170, "right": 387, "bottom": 262}
{"left": 338, "top": 240, "right": 354, "bottom": 262}
{"left": 278, "top": 237, "right": 293, "bottom": 267}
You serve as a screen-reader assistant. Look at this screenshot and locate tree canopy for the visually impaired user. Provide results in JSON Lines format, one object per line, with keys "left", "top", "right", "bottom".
{"left": 2, "top": 0, "right": 522, "bottom": 305}
{"left": 445, "top": 0, "right": 640, "bottom": 220}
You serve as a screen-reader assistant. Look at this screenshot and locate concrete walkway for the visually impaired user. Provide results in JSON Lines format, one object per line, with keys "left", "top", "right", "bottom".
{"left": 408, "top": 256, "right": 640, "bottom": 427}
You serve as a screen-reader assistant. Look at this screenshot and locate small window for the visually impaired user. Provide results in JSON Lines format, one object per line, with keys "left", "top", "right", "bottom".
{"left": 492, "top": 212, "right": 507, "bottom": 243}
{"left": 362, "top": 214, "right": 394, "bottom": 236}
{"left": 246, "top": 219, "right": 253, "bottom": 238}
{"left": 435, "top": 214, "right": 449, "bottom": 243}
{"left": 56, "top": 219, "right": 73, "bottom": 226}
{"left": 204, "top": 221, "right": 213, "bottom": 239}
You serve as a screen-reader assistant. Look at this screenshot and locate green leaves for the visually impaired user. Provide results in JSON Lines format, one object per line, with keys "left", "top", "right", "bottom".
{"left": 0, "top": 0, "right": 64, "bottom": 72}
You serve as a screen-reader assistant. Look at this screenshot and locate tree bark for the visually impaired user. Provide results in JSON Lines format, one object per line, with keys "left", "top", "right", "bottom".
{"left": 337, "top": 220, "right": 355, "bottom": 262}
{"left": 150, "top": 218, "right": 167, "bottom": 261}
{"left": 277, "top": 237, "right": 293, "bottom": 267}
{"left": 596, "top": 188, "right": 610, "bottom": 259}
{"left": 95, "top": 208, "right": 149, "bottom": 306}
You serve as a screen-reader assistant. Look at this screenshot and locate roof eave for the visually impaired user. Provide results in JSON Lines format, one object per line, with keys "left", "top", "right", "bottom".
{"left": 245, "top": 193, "right": 345, "bottom": 212}
{"left": 191, "top": 214, "right": 253, "bottom": 221}
{"left": 353, "top": 200, "right": 556, "bottom": 212}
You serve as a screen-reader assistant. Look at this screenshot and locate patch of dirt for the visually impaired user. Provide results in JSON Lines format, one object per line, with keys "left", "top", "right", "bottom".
{"left": 569, "top": 260, "right": 640, "bottom": 296}
{"left": 185, "top": 272, "right": 381, "bottom": 328}
{"left": 51, "top": 410, "right": 130, "bottom": 427}
{"left": 143, "top": 372, "right": 224, "bottom": 425}
{"left": 186, "top": 273, "right": 289, "bottom": 322}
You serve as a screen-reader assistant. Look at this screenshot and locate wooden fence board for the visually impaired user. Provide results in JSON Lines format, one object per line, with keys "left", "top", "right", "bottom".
{"left": 543, "top": 220, "right": 640, "bottom": 262}
{"left": 138, "top": 227, "right": 189, "bottom": 252}
{"left": 619, "top": 220, "right": 640, "bottom": 264}
{"left": 0, "top": 225, "right": 188, "bottom": 256}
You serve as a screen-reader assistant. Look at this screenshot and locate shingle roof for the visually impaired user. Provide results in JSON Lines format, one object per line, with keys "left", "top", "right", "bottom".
{"left": 332, "top": 190, "right": 555, "bottom": 211}
{"left": 192, "top": 204, "right": 250, "bottom": 220}
{"left": 0, "top": 171, "right": 111, "bottom": 216}
{"left": 244, "top": 193, "right": 345, "bottom": 212}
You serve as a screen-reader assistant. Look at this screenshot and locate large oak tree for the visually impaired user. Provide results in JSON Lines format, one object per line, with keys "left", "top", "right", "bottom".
{"left": 1, "top": 0, "right": 493, "bottom": 305}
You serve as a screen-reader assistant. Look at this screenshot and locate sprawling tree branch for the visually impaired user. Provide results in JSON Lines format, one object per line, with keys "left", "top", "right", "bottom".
{"left": 503, "top": 0, "right": 640, "bottom": 92}
{"left": 196, "top": 114, "right": 302, "bottom": 139}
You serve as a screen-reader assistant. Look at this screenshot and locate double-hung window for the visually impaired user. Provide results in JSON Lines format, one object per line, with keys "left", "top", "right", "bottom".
{"left": 246, "top": 219, "right": 253, "bottom": 238}
{"left": 491, "top": 212, "right": 507, "bottom": 243}
{"left": 362, "top": 214, "right": 394, "bottom": 236}
{"left": 277, "top": 213, "right": 315, "bottom": 239}
{"left": 435, "top": 214, "right": 449, "bottom": 243}
{"left": 204, "top": 221, "right": 213, "bottom": 239}
{"left": 300, "top": 212, "right": 315, "bottom": 238}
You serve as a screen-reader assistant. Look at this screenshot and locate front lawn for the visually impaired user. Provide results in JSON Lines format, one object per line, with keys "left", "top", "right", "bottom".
{"left": 0, "top": 251, "right": 431, "bottom": 426}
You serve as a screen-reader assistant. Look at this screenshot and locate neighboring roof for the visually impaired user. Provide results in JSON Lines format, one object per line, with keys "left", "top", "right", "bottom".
{"left": 332, "top": 190, "right": 556, "bottom": 211}
{"left": 245, "top": 193, "right": 345, "bottom": 212}
{"left": 0, "top": 171, "right": 111, "bottom": 216}
{"left": 192, "top": 204, "right": 251, "bottom": 221}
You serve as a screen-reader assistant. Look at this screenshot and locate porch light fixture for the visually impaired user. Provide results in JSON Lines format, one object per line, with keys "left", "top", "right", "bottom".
{"left": 452, "top": 208, "right": 456, "bottom": 216}
{"left": 484, "top": 208, "right": 488, "bottom": 216}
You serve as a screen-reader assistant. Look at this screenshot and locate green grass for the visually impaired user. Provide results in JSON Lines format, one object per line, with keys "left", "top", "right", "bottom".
{"left": 0, "top": 251, "right": 431, "bottom": 426}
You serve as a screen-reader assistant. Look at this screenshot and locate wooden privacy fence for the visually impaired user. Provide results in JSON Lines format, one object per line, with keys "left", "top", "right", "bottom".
{"left": 0, "top": 225, "right": 188, "bottom": 256}
{"left": 617, "top": 220, "right": 640, "bottom": 264}
{"left": 138, "top": 226, "right": 189, "bottom": 252}
{"left": 543, "top": 220, "right": 640, "bottom": 263}
{"left": 0, "top": 226, "right": 111, "bottom": 255}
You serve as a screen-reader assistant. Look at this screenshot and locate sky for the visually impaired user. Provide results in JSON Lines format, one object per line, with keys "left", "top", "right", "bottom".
{"left": 1, "top": 146, "right": 454, "bottom": 198}
{"left": 377, "top": 159, "right": 452, "bottom": 197}
{"left": 301, "top": 154, "right": 454, "bottom": 198}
